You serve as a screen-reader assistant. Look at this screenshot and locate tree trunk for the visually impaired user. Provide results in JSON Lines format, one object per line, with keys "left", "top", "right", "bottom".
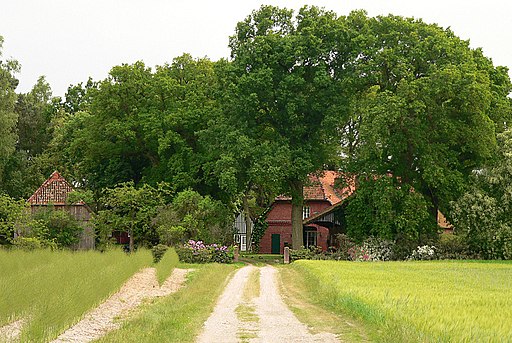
{"left": 290, "top": 180, "right": 304, "bottom": 250}
{"left": 129, "top": 229, "right": 134, "bottom": 253}
{"left": 129, "top": 211, "right": 135, "bottom": 253}
{"left": 242, "top": 194, "right": 252, "bottom": 252}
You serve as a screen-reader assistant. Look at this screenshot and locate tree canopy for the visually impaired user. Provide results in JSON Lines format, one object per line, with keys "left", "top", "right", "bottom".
{"left": 0, "top": 6, "right": 511, "bottom": 256}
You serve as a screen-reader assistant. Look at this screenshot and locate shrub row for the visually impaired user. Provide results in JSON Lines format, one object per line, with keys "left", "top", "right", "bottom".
{"left": 290, "top": 233, "right": 476, "bottom": 262}
{"left": 175, "top": 240, "right": 233, "bottom": 264}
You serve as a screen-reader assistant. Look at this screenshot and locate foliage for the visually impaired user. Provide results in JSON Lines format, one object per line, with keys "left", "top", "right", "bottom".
{"left": 154, "top": 189, "right": 233, "bottom": 245}
{"left": 96, "top": 182, "right": 169, "bottom": 251}
{"left": 31, "top": 208, "right": 83, "bottom": 248}
{"left": 348, "top": 237, "right": 395, "bottom": 261}
{"left": 435, "top": 233, "right": 472, "bottom": 260}
{"left": 0, "top": 249, "right": 152, "bottom": 341}
{"left": 335, "top": 234, "right": 357, "bottom": 260}
{"left": 152, "top": 243, "right": 168, "bottom": 263}
{"left": 289, "top": 246, "right": 318, "bottom": 261}
{"left": 250, "top": 208, "right": 270, "bottom": 253}
{"left": 11, "top": 236, "right": 43, "bottom": 250}
{"left": 345, "top": 176, "right": 437, "bottom": 249}
{"left": 293, "top": 260, "right": 512, "bottom": 342}
{"left": 451, "top": 130, "right": 512, "bottom": 259}
{"left": 0, "top": 193, "right": 27, "bottom": 244}
{"left": 175, "top": 240, "right": 233, "bottom": 264}
{"left": 229, "top": 5, "right": 349, "bottom": 248}
{"left": 408, "top": 245, "right": 437, "bottom": 260}
{"left": 340, "top": 12, "right": 512, "bottom": 229}
{"left": 50, "top": 56, "right": 226, "bottom": 198}
{"left": 0, "top": 36, "right": 19, "bottom": 189}
{"left": 2, "top": 76, "right": 55, "bottom": 199}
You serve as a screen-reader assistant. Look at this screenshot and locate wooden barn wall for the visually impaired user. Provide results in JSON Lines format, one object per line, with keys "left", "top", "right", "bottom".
{"left": 30, "top": 205, "right": 95, "bottom": 250}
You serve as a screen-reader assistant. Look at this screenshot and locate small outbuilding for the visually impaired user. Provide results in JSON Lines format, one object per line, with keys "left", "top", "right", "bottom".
{"left": 28, "top": 171, "right": 95, "bottom": 249}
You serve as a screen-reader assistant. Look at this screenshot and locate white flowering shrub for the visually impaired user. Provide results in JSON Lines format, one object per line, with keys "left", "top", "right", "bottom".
{"left": 348, "top": 237, "right": 395, "bottom": 261}
{"left": 409, "top": 245, "right": 437, "bottom": 260}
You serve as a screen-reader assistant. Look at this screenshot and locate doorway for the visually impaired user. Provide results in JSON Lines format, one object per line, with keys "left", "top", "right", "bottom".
{"left": 271, "top": 234, "right": 280, "bottom": 254}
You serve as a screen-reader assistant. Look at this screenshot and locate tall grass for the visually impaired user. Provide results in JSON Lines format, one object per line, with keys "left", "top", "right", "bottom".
{"left": 98, "top": 263, "right": 238, "bottom": 343}
{"left": 154, "top": 248, "right": 179, "bottom": 285}
{"left": 0, "top": 249, "right": 151, "bottom": 342}
{"left": 293, "top": 260, "right": 512, "bottom": 342}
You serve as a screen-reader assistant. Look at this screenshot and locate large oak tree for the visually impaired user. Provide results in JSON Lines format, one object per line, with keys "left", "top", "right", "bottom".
{"left": 228, "top": 6, "right": 348, "bottom": 249}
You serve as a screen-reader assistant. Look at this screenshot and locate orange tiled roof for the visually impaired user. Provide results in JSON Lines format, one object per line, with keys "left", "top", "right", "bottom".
{"left": 28, "top": 171, "right": 81, "bottom": 205}
{"left": 276, "top": 171, "right": 355, "bottom": 205}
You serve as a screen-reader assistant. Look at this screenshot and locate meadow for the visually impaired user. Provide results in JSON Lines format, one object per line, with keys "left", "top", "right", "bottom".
{"left": 0, "top": 248, "right": 154, "bottom": 342}
{"left": 292, "top": 260, "right": 512, "bottom": 342}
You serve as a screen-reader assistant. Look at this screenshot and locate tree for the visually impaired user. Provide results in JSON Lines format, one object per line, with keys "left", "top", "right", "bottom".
{"left": 2, "top": 76, "right": 55, "bottom": 198}
{"left": 154, "top": 189, "right": 233, "bottom": 245}
{"left": 345, "top": 175, "right": 436, "bottom": 257}
{"left": 96, "top": 182, "right": 168, "bottom": 252}
{"left": 228, "top": 6, "right": 348, "bottom": 249}
{"left": 0, "top": 36, "right": 19, "bottom": 190}
{"left": 340, "top": 12, "right": 512, "bottom": 224}
{"left": 0, "top": 193, "right": 26, "bottom": 244}
{"left": 451, "top": 130, "right": 512, "bottom": 259}
{"left": 51, "top": 56, "right": 228, "bottom": 200}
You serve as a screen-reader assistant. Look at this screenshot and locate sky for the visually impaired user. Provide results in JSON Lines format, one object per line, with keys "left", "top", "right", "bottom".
{"left": 1, "top": 0, "right": 511, "bottom": 97}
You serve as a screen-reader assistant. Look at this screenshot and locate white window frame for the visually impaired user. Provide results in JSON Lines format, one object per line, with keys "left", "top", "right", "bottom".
{"left": 303, "top": 206, "right": 310, "bottom": 219}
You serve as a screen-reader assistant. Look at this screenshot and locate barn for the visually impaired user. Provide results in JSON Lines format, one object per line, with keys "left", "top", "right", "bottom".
{"left": 28, "top": 171, "right": 95, "bottom": 249}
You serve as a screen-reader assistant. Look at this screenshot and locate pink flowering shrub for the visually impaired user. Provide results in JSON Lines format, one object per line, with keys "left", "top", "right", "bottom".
{"left": 176, "top": 240, "right": 233, "bottom": 263}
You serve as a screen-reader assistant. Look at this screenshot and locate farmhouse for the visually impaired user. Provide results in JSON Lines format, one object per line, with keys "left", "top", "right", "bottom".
{"left": 28, "top": 171, "right": 95, "bottom": 249}
{"left": 254, "top": 170, "right": 454, "bottom": 254}
{"left": 258, "top": 171, "right": 354, "bottom": 254}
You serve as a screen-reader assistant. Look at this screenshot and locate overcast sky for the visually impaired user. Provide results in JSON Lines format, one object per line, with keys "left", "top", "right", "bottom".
{"left": 1, "top": 0, "right": 511, "bottom": 97}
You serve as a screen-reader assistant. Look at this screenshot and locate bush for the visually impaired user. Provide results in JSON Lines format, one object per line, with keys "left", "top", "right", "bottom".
{"left": 12, "top": 237, "right": 42, "bottom": 250}
{"left": 152, "top": 244, "right": 168, "bottom": 263}
{"left": 175, "top": 240, "right": 233, "bottom": 264}
{"left": 362, "top": 237, "right": 395, "bottom": 261}
{"left": 409, "top": 245, "right": 437, "bottom": 260}
{"left": 289, "top": 246, "right": 315, "bottom": 261}
{"left": 335, "top": 234, "right": 357, "bottom": 260}
{"left": 12, "top": 236, "right": 58, "bottom": 251}
{"left": 436, "top": 234, "right": 473, "bottom": 260}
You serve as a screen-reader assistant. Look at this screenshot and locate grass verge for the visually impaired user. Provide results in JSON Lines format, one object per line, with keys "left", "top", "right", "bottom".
{"left": 97, "top": 263, "right": 239, "bottom": 343}
{"left": 0, "top": 248, "right": 152, "bottom": 342}
{"left": 277, "top": 266, "right": 372, "bottom": 342}
{"left": 239, "top": 254, "right": 283, "bottom": 266}
{"left": 235, "top": 268, "right": 260, "bottom": 342}
{"left": 292, "top": 260, "right": 512, "bottom": 342}
{"left": 154, "top": 248, "right": 179, "bottom": 285}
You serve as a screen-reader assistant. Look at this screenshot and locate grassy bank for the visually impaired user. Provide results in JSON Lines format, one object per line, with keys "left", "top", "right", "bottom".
{"left": 98, "top": 263, "right": 239, "bottom": 343}
{"left": 155, "top": 248, "right": 179, "bottom": 285}
{"left": 0, "top": 249, "right": 152, "bottom": 342}
{"left": 292, "top": 260, "right": 512, "bottom": 342}
{"left": 278, "top": 266, "right": 372, "bottom": 342}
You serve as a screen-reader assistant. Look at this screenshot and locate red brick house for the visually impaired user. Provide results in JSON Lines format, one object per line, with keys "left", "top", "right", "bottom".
{"left": 27, "top": 171, "right": 95, "bottom": 249}
{"left": 259, "top": 171, "right": 354, "bottom": 254}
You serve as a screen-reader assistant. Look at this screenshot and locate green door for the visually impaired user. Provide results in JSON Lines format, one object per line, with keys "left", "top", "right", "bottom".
{"left": 271, "top": 234, "right": 280, "bottom": 254}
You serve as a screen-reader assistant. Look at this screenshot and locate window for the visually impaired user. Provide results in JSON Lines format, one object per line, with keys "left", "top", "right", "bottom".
{"left": 305, "top": 230, "right": 317, "bottom": 248}
{"left": 303, "top": 206, "right": 310, "bottom": 219}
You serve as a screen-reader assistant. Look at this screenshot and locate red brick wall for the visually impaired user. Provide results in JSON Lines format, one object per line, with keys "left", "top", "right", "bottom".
{"left": 260, "top": 200, "right": 332, "bottom": 254}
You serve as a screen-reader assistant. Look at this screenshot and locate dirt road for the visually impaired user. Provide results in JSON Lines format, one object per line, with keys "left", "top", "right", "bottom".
{"left": 197, "top": 265, "right": 340, "bottom": 343}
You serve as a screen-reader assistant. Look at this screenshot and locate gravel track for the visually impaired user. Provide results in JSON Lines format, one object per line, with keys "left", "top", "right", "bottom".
{"left": 197, "top": 265, "right": 340, "bottom": 343}
{"left": 196, "top": 265, "right": 256, "bottom": 343}
{"left": 51, "top": 267, "right": 190, "bottom": 343}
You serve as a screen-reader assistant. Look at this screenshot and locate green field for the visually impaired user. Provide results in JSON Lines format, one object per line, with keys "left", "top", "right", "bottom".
{"left": 0, "top": 249, "right": 153, "bottom": 342}
{"left": 293, "top": 260, "right": 512, "bottom": 342}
